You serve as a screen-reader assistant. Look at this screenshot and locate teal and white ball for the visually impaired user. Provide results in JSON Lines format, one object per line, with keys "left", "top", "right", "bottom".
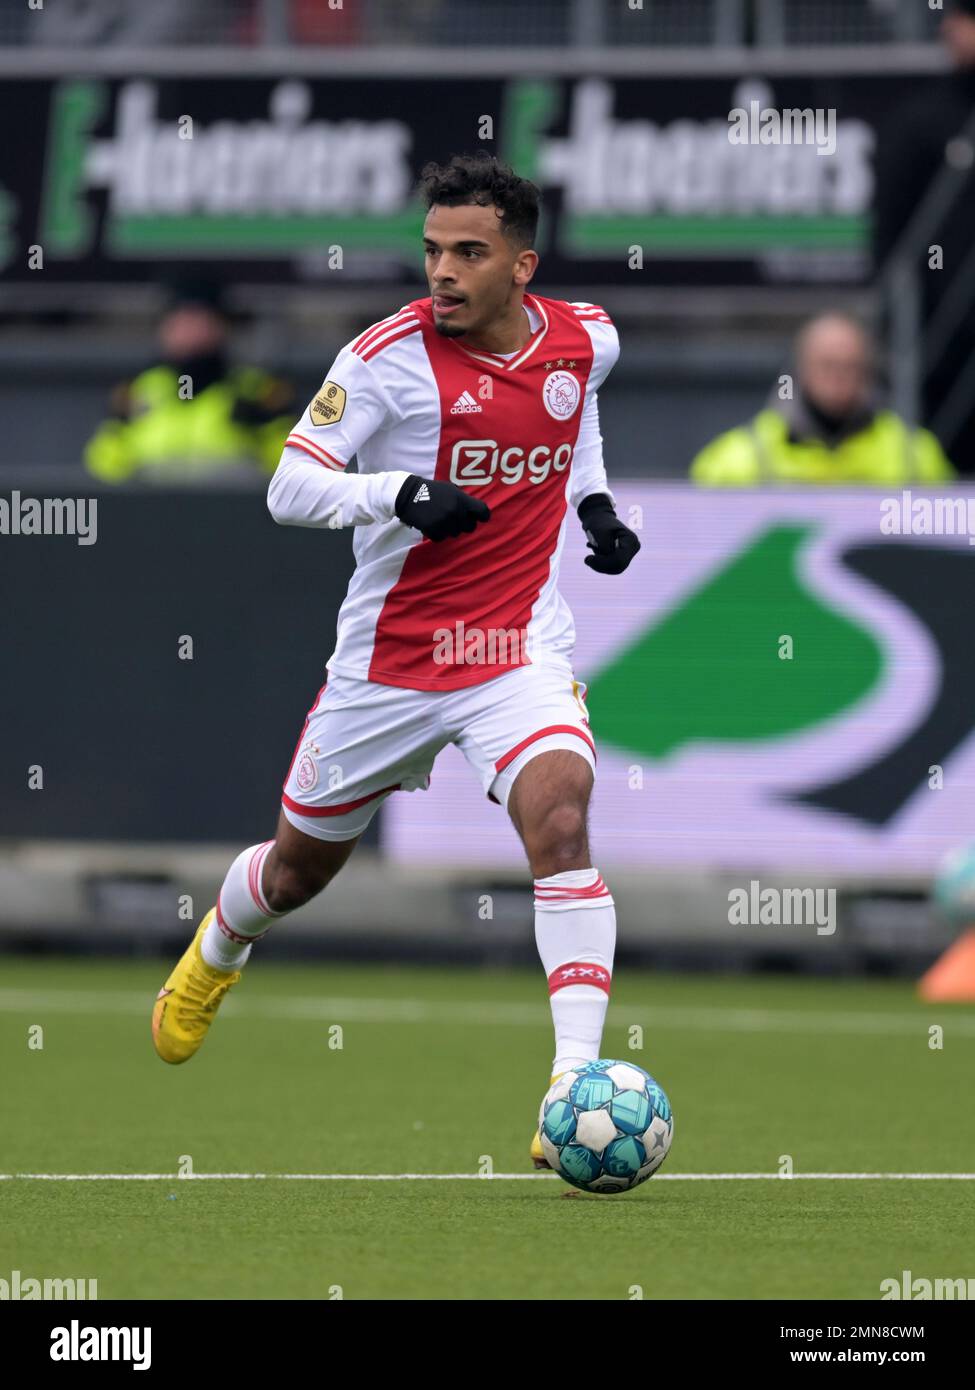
{"left": 933, "top": 843, "right": 975, "bottom": 925}
{"left": 539, "top": 1060, "right": 674, "bottom": 1194}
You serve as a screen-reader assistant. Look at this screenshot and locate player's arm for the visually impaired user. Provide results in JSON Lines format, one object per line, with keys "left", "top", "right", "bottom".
{"left": 268, "top": 346, "right": 413, "bottom": 529}
{"left": 268, "top": 447, "right": 409, "bottom": 529}
{"left": 570, "top": 310, "right": 640, "bottom": 575}
{"left": 267, "top": 345, "right": 488, "bottom": 540}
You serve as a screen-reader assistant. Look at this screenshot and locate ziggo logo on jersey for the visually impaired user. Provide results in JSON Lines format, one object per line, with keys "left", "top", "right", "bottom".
{"left": 449, "top": 439, "right": 573, "bottom": 486}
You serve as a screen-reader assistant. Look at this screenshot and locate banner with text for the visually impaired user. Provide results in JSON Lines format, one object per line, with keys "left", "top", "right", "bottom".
{"left": 0, "top": 72, "right": 938, "bottom": 289}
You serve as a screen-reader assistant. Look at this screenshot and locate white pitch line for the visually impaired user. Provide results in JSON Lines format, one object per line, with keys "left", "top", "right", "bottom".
{"left": 657, "top": 1173, "right": 975, "bottom": 1181}
{"left": 0, "top": 988, "right": 970, "bottom": 1039}
{"left": 0, "top": 1172, "right": 553, "bottom": 1182}
{"left": 2, "top": 1172, "right": 975, "bottom": 1182}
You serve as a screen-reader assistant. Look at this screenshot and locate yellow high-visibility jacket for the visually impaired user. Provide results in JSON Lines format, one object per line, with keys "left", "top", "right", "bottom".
{"left": 85, "top": 365, "right": 294, "bottom": 483}
{"left": 691, "top": 408, "right": 954, "bottom": 487}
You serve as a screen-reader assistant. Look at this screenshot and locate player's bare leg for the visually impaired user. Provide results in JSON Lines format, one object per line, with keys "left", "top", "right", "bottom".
{"left": 507, "top": 749, "right": 616, "bottom": 1167}
{"left": 507, "top": 748, "right": 593, "bottom": 878}
{"left": 151, "top": 813, "right": 359, "bottom": 1063}
{"left": 261, "top": 810, "right": 361, "bottom": 913}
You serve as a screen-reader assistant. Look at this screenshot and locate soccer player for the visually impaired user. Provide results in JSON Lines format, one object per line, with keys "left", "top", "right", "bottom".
{"left": 151, "top": 154, "right": 640, "bottom": 1169}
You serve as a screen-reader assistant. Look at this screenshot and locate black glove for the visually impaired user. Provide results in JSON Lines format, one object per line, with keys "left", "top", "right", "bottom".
{"left": 577, "top": 493, "right": 641, "bottom": 574}
{"left": 394, "top": 474, "right": 491, "bottom": 542}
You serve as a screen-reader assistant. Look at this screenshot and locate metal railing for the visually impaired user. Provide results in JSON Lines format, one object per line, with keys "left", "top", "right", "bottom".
{"left": 883, "top": 107, "right": 975, "bottom": 450}
{"left": 0, "top": 0, "right": 945, "bottom": 50}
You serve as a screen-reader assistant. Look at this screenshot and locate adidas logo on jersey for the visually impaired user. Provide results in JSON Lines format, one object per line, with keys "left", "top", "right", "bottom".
{"left": 450, "top": 390, "right": 482, "bottom": 415}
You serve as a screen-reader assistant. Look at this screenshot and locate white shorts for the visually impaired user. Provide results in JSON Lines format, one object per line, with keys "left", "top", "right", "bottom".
{"left": 281, "top": 660, "right": 596, "bottom": 841}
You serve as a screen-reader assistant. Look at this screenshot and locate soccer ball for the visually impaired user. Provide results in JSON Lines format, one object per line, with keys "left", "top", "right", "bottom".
{"left": 538, "top": 1060, "right": 674, "bottom": 1194}
{"left": 933, "top": 843, "right": 975, "bottom": 925}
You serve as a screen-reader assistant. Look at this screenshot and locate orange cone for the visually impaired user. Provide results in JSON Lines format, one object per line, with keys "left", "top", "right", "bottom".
{"left": 918, "top": 926, "right": 975, "bottom": 1002}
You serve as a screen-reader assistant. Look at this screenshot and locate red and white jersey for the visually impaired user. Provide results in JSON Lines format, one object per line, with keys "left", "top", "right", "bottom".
{"left": 275, "top": 293, "right": 619, "bottom": 691}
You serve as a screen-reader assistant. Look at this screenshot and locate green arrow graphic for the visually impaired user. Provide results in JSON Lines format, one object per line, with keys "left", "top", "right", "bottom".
{"left": 40, "top": 79, "right": 106, "bottom": 258}
{"left": 587, "top": 524, "right": 884, "bottom": 759}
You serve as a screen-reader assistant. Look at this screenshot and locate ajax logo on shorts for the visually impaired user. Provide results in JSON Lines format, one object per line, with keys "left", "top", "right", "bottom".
{"left": 542, "top": 371, "right": 581, "bottom": 420}
{"left": 295, "top": 740, "right": 320, "bottom": 792}
{"left": 449, "top": 439, "right": 573, "bottom": 486}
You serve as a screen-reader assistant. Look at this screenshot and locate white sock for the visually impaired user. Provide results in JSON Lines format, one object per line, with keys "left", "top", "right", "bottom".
{"left": 534, "top": 867, "right": 616, "bottom": 1074}
{"left": 201, "top": 841, "right": 282, "bottom": 970}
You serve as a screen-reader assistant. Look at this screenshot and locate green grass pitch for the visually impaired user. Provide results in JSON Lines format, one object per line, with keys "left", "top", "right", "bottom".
{"left": 1, "top": 957, "right": 973, "bottom": 1299}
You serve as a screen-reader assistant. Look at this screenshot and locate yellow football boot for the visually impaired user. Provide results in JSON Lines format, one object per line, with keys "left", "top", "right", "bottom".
{"left": 531, "top": 1071, "right": 566, "bottom": 1170}
{"left": 151, "top": 910, "right": 241, "bottom": 1064}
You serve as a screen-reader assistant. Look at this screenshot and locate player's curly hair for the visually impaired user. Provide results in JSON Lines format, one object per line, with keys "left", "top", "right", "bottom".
{"left": 418, "top": 154, "right": 540, "bottom": 248}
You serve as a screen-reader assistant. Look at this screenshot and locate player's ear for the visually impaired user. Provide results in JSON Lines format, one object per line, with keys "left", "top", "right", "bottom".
{"left": 513, "top": 248, "right": 538, "bottom": 288}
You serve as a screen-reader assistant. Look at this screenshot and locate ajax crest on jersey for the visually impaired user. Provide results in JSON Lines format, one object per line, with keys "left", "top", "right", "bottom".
{"left": 542, "top": 370, "right": 581, "bottom": 420}
{"left": 539, "top": 1060, "right": 673, "bottom": 1193}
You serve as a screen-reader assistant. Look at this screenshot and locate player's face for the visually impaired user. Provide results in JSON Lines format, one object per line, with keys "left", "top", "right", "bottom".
{"left": 423, "top": 203, "right": 536, "bottom": 338}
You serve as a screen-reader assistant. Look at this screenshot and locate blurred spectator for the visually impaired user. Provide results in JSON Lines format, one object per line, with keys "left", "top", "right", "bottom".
{"left": 874, "top": 0, "right": 975, "bottom": 475}
{"left": 85, "top": 283, "right": 295, "bottom": 485}
{"left": 289, "top": 0, "right": 365, "bottom": 43}
{"left": 691, "top": 313, "right": 953, "bottom": 487}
